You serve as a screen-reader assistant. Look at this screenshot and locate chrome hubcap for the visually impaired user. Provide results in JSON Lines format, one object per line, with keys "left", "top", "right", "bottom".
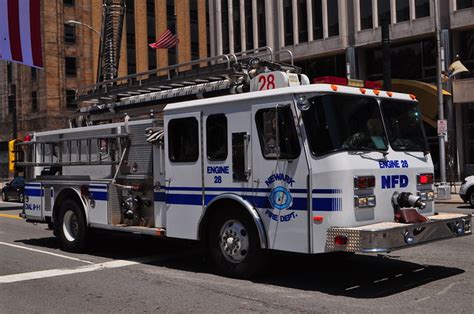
{"left": 63, "top": 210, "right": 79, "bottom": 242}
{"left": 219, "top": 220, "right": 249, "bottom": 263}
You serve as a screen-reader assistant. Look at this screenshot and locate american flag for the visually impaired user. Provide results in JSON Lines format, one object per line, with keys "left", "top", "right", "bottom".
{"left": 149, "top": 29, "right": 179, "bottom": 49}
{"left": 0, "top": 0, "right": 43, "bottom": 68}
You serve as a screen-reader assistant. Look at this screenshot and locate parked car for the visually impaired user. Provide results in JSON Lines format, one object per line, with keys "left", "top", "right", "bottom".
{"left": 1, "top": 176, "right": 25, "bottom": 203}
{"left": 460, "top": 175, "right": 474, "bottom": 207}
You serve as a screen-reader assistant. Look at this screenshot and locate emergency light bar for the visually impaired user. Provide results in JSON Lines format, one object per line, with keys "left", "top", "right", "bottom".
{"left": 313, "top": 76, "right": 382, "bottom": 89}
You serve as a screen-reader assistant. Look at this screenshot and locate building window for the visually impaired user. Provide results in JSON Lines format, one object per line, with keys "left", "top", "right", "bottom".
{"left": 206, "top": 114, "right": 228, "bottom": 161}
{"left": 66, "top": 89, "right": 76, "bottom": 109}
{"left": 64, "top": 0, "right": 74, "bottom": 6}
{"left": 459, "top": 30, "right": 474, "bottom": 79}
{"left": 126, "top": 0, "right": 136, "bottom": 74}
{"left": 298, "top": 0, "right": 308, "bottom": 42}
{"left": 232, "top": 0, "right": 241, "bottom": 52}
{"left": 415, "top": 0, "right": 430, "bottom": 18}
{"left": 168, "top": 117, "right": 199, "bottom": 162}
{"left": 64, "top": 24, "right": 76, "bottom": 44}
{"left": 327, "top": 0, "right": 339, "bottom": 37}
{"left": 65, "top": 57, "right": 77, "bottom": 76}
{"left": 257, "top": 1, "right": 266, "bottom": 47}
{"left": 396, "top": 0, "right": 410, "bottom": 22}
{"left": 457, "top": 0, "right": 474, "bottom": 10}
{"left": 167, "top": 0, "right": 177, "bottom": 65}
{"left": 32, "top": 91, "right": 38, "bottom": 112}
{"left": 8, "top": 94, "right": 15, "bottom": 115}
{"left": 365, "top": 38, "right": 437, "bottom": 81}
{"left": 377, "top": 0, "right": 391, "bottom": 26}
{"left": 295, "top": 54, "right": 346, "bottom": 78}
{"left": 31, "top": 68, "right": 37, "bottom": 80}
{"left": 7, "top": 63, "right": 12, "bottom": 83}
{"left": 147, "top": 0, "right": 157, "bottom": 70}
{"left": 360, "top": 0, "right": 373, "bottom": 30}
{"left": 245, "top": 0, "right": 254, "bottom": 50}
{"left": 312, "top": 0, "right": 323, "bottom": 39}
{"left": 206, "top": 0, "right": 211, "bottom": 56}
{"left": 463, "top": 104, "right": 474, "bottom": 170}
{"left": 221, "top": 1, "right": 229, "bottom": 54}
{"left": 283, "top": 0, "right": 293, "bottom": 45}
{"left": 191, "top": 0, "right": 200, "bottom": 59}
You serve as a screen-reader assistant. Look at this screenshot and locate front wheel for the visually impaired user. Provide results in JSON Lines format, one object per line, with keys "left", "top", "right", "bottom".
{"left": 57, "top": 200, "right": 88, "bottom": 252}
{"left": 1, "top": 192, "right": 7, "bottom": 202}
{"left": 468, "top": 188, "right": 474, "bottom": 208}
{"left": 208, "top": 207, "right": 265, "bottom": 278}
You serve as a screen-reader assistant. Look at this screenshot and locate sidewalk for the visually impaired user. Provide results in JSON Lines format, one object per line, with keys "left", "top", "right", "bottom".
{"left": 436, "top": 193, "right": 464, "bottom": 204}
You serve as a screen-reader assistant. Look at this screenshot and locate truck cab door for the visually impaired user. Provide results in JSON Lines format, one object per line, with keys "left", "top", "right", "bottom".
{"left": 251, "top": 102, "right": 309, "bottom": 253}
{"left": 164, "top": 112, "right": 203, "bottom": 239}
{"left": 202, "top": 110, "right": 253, "bottom": 205}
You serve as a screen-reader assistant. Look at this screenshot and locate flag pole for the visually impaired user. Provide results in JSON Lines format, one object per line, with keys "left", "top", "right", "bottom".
{"left": 173, "top": 6, "right": 178, "bottom": 65}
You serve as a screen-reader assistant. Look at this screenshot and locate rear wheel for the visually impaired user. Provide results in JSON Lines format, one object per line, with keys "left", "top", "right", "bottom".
{"left": 57, "top": 200, "right": 88, "bottom": 252}
{"left": 208, "top": 207, "right": 265, "bottom": 278}
{"left": 469, "top": 187, "right": 474, "bottom": 208}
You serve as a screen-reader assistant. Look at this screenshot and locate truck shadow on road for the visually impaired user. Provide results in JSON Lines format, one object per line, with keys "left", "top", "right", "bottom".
{"left": 17, "top": 232, "right": 464, "bottom": 299}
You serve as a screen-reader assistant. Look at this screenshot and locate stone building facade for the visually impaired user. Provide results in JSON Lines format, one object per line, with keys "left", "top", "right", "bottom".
{"left": 0, "top": 0, "right": 208, "bottom": 177}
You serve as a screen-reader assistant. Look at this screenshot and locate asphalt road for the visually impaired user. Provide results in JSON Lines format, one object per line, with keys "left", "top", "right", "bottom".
{"left": 1, "top": 200, "right": 473, "bottom": 313}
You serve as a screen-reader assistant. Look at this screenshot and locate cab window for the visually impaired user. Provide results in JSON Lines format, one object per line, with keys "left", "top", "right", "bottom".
{"left": 255, "top": 106, "right": 300, "bottom": 159}
{"left": 206, "top": 114, "right": 228, "bottom": 161}
{"left": 168, "top": 117, "right": 199, "bottom": 162}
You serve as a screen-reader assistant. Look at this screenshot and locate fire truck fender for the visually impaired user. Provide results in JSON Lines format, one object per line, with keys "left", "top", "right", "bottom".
{"left": 198, "top": 194, "right": 268, "bottom": 249}
{"left": 52, "top": 187, "right": 89, "bottom": 225}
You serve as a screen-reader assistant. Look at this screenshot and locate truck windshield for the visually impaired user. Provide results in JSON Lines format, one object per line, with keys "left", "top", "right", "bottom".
{"left": 380, "top": 99, "right": 428, "bottom": 152}
{"left": 302, "top": 94, "right": 388, "bottom": 156}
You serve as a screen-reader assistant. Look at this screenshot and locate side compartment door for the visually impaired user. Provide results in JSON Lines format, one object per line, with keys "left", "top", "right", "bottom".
{"left": 164, "top": 112, "right": 203, "bottom": 239}
{"left": 24, "top": 182, "right": 44, "bottom": 221}
{"left": 251, "top": 102, "right": 309, "bottom": 253}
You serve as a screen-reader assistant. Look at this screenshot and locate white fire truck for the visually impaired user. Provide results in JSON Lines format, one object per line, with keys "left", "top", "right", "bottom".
{"left": 18, "top": 48, "right": 471, "bottom": 278}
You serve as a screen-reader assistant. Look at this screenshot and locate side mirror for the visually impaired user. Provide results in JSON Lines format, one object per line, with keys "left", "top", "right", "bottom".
{"left": 5, "top": 182, "right": 10, "bottom": 186}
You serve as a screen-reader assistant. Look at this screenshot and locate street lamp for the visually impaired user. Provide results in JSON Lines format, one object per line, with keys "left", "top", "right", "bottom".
{"left": 433, "top": 0, "right": 449, "bottom": 199}
{"left": 65, "top": 20, "right": 101, "bottom": 37}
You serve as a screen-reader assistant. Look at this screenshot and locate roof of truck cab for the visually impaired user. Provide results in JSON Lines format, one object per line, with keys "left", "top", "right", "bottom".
{"left": 163, "top": 83, "right": 416, "bottom": 113}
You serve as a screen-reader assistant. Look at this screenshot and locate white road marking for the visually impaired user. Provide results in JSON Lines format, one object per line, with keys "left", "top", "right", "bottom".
{"left": 394, "top": 274, "right": 403, "bottom": 278}
{"left": 0, "top": 241, "right": 94, "bottom": 264}
{"left": 0, "top": 255, "right": 162, "bottom": 284}
{"left": 373, "top": 277, "right": 389, "bottom": 283}
{"left": 436, "top": 282, "right": 460, "bottom": 296}
{"left": 0, "top": 259, "right": 140, "bottom": 284}
{"left": 415, "top": 296, "right": 431, "bottom": 303}
{"left": 412, "top": 268, "right": 425, "bottom": 273}
{"left": 345, "top": 285, "right": 360, "bottom": 291}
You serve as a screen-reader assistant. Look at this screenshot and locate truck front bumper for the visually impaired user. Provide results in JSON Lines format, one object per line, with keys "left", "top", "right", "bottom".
{"left": 326, "top": 213, "right": 472, "bottom": 253}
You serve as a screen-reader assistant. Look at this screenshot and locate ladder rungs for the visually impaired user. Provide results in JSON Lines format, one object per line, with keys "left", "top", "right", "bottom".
{"left": 17, "top": 161, "right": 120, "bottom": 167}
{"left": 17, "top": 133, "right": 128, "bottom": 145}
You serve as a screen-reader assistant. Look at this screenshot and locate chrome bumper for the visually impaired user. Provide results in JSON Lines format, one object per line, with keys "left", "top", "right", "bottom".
{"left": 326, "top": 213, "right": 472, "bottom": 253}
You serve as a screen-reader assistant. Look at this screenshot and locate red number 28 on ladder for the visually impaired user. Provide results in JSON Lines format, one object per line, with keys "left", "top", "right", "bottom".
{"left": 258, "top": 73, "right": 276, "bottom": 91}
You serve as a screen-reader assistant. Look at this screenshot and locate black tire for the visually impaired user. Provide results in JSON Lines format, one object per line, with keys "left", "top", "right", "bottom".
{"left": 57, "top": 200, "right": 88, "bottom": 252}
{"left": 1, "top": 192, "right": 7, "bottom": 202}
{"left": 468, "top": 187, "right": 474, "bottom": 208}
{"left": 208, "top": 207, "right": 265, "bottom": 279}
